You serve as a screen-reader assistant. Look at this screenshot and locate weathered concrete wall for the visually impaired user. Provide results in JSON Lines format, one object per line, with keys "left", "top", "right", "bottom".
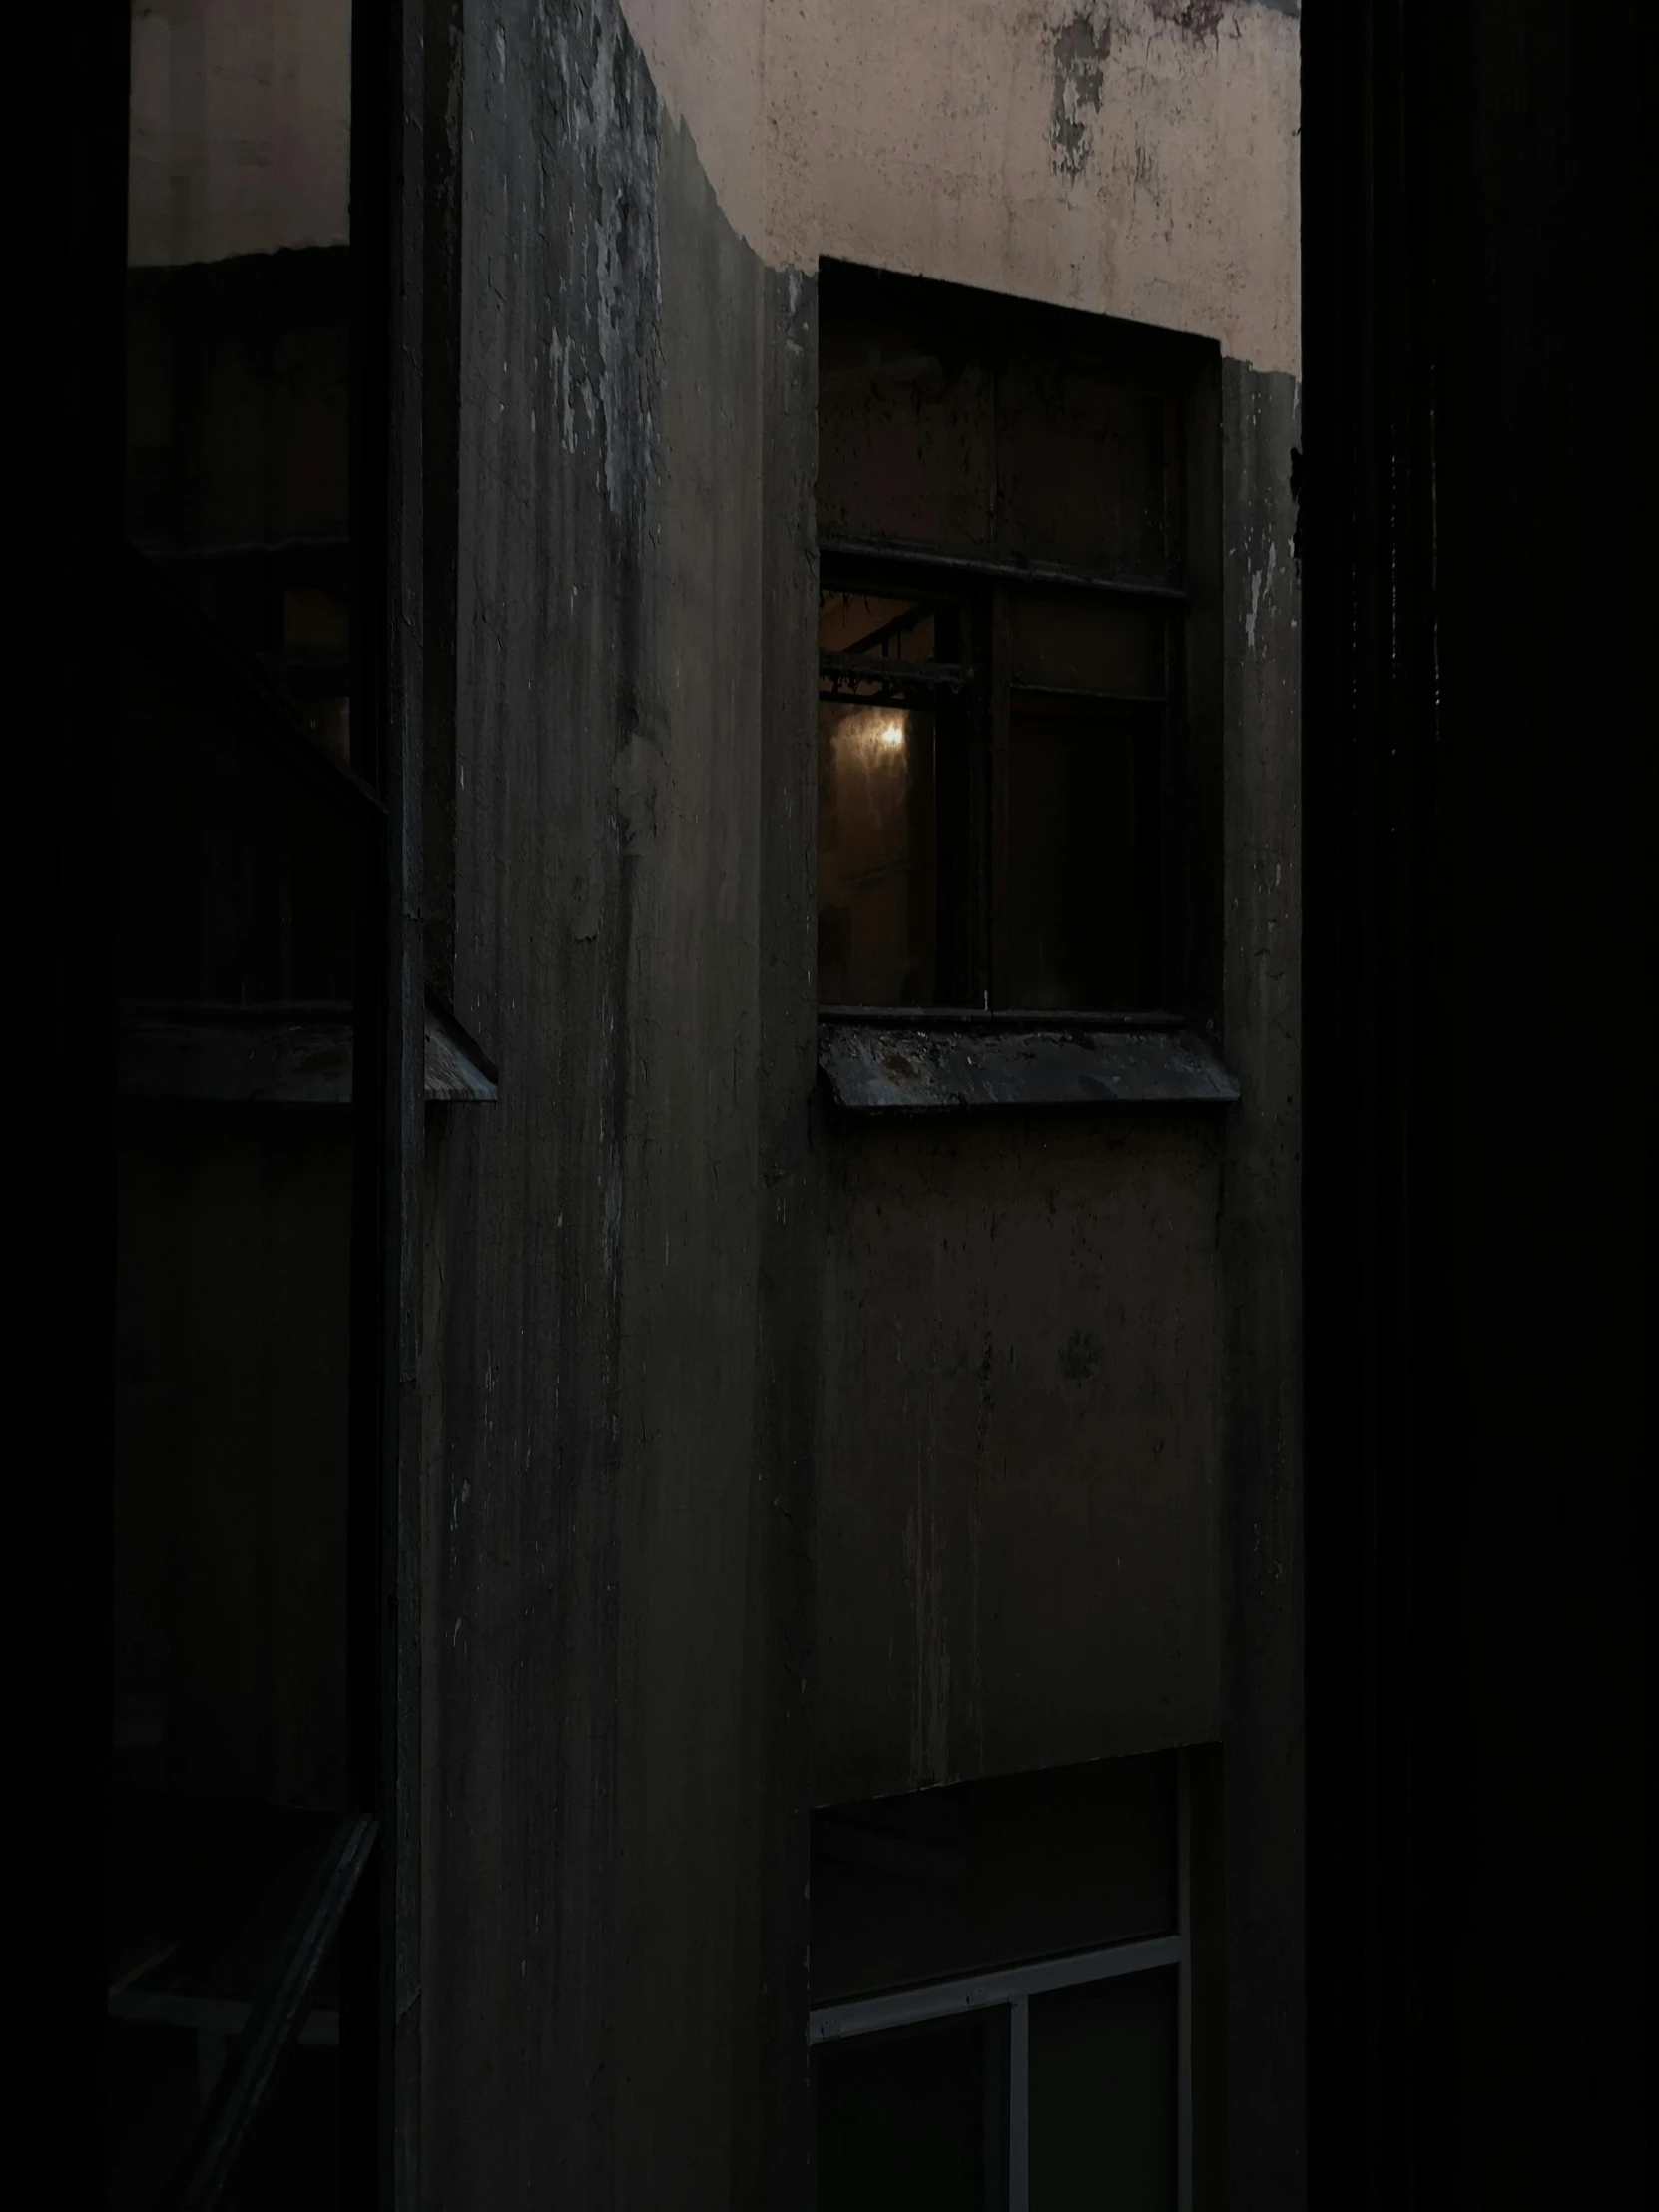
{"left": 1218, "top": 357, "right": 1303, "bottom": 2207}
{"left": 423, "top": 3, "right": 816, "bottom": 2201}
{"left": 816, "top": 1111, "right": 1225, "bottom": 1804}
{"left": 421, "top": 1, "right": 1302, "bottom": 2201}
{"left": 810, "top": 355, "right": 1302, "bottom": 2201}
{"left": 812, "top": 366, "right": 1301, "bottom": 1845}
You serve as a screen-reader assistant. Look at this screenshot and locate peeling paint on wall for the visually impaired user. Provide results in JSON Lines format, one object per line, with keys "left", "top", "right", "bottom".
{"left": 1149, "top": 0, "right": 1228, "bottom": 40}
{"left": 1050, "top": 8, "right": 1114, "bottom": 182}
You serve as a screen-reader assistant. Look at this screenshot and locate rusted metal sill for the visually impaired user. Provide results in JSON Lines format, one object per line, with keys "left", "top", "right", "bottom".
{"left": 819, "top": 1011, "right": 1238, "bottom": 1113}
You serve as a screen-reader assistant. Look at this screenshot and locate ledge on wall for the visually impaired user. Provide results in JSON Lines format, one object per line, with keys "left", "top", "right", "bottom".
{"left": 818, "top": 1011, "right": 1239, "bottom": 1114}
{"left": 121, "top": 994, "right": 499, "bottom": 1106}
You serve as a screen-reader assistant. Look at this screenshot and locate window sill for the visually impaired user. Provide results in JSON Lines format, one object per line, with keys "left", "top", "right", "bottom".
{"left": 818, "top": 1012, "right": 1238, "bottom": 1113}
{"left": 120, "top": 996, "right": 498, "bottom": 1107}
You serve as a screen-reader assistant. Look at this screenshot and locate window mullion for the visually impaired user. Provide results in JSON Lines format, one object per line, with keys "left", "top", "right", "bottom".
{"left": 1008, "top": 1994, "right": 1030, "bottom": 2212}
{"left": 985, "top": 583, "right": 1010, "bottom": 1010}
{"left": 1177, "top": 1751, "right": 1194, "bottom": 2212}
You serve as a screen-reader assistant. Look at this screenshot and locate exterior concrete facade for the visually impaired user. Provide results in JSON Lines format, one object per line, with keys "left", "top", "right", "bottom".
{"left": 418, "top": 2, "right": 1302, "bottom": 2201}
{"left": 47, "top": 7, "right": 1647, "bottom": 2207}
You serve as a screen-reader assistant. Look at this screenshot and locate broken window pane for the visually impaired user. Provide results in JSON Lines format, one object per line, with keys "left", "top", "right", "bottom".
{"left": 819, "top": 702, "right": 940, "bottom": 1005}
{"left": 1006, "top": 701, "right": 1161, "bottom": 1011}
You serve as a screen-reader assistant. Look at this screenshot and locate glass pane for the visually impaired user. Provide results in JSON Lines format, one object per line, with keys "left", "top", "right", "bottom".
{"left": 813, "top": 1758, "right": 1176, "bottom": 2007}
{"left": 1028, "top": 1969, "right": 1177, "bottom": 2211}
{"left": 1007, "top": 593, "right": 1166, "bottom": 701}
{"left": 107, "top": 1811, "right": 344, "bottom": 2209}
{"left": 115, "top": 4, "right": 357, "bottom": 2176}
{"left": 1006, "top": 702, "right": 1160, "bottom": 1011}
{"left": 820, "top": 588, "right": 955, "bottom": 677}
{"left": 819, "top": 702, "right": 938, "bottom": 1005}
{"left": 127, "top": 0, "right": 353, "bottom": 762}
{"left": 219, "top": 1929, "right": 343, "bottom": 2212}
{"left": 820, "top": 312, "right": 994, "bottom": 552}
{"left": 111, "top": 649, "right": 355, "bottom": 2207}
{"left": 996, "top": 361, "right": 1169, "bottom": 574}
{"left": 121, "top": 653, "right": 356, "bottom": 1014}
{"left": 114, "top": 1097, "right": 351, "bottom": 1804}
{"left": 115, "top": 9, "right": 359, "bottom": 2201}
{"left": 816, "top": 2013, "right": 1007, "bottom": 2212}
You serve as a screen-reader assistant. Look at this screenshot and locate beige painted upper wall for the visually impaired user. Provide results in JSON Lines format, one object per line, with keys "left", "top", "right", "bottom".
{"left": 622, "top": 0, "right": 1300, "bottom": 374}
{"left": 620, "top": 0, "right": 770, "bottom": 246}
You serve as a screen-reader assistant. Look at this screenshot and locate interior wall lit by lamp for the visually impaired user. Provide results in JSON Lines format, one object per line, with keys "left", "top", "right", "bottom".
{"left": 817, "top": 693, "right": 935, "bottom": 1005}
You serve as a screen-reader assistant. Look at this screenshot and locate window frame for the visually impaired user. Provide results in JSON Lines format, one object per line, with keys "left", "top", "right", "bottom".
{"left": 85, "top": 0, "right": 428, "bottom": 2200}
{"left": 809, "top": 1756, "right": 1196, "bottom": 2211}
{"left": 816, "top": 265, "right": 1221, "bottom": 1034}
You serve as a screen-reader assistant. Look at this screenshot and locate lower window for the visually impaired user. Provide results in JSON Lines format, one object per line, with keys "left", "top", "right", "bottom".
{"left": 810, "top": 1756, "right": 1191, "bottom": 2211}
{"left": 815, "top": 1948, "right": 1179, "bottom": 2212}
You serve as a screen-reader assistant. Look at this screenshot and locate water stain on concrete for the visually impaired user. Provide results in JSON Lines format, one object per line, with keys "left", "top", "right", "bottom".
{"left": 1050, "top": 10, "right": 1112, "bottom": 181}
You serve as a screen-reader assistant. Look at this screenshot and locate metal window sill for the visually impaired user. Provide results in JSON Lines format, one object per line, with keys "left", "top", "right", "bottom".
{"left": 818, "top": 1011, "right": 1238, "bottom": 1113}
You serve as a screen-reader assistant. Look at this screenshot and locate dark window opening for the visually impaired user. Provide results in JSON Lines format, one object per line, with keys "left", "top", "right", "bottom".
{"left": 1029, "top": 1968, "right": 1177, "bottom": 2209}
{"left": 817, "top": 2012, "right": 1008, "bottom": 2212}
{"left": 817, "top": 265, "right": 1217, "bottom": 1021}
{"left": 810, "top": 1757, "right": 1190, "bottom": 2211}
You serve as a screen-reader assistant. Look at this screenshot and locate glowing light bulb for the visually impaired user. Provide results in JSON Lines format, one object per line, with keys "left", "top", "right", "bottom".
{"left": 876, "top": 718, "right": 905, "bottom": 750}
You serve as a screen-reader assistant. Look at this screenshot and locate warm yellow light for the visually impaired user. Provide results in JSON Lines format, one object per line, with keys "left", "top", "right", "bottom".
{"left": 876, "top": 718, "right": 905, "bottom": 750}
